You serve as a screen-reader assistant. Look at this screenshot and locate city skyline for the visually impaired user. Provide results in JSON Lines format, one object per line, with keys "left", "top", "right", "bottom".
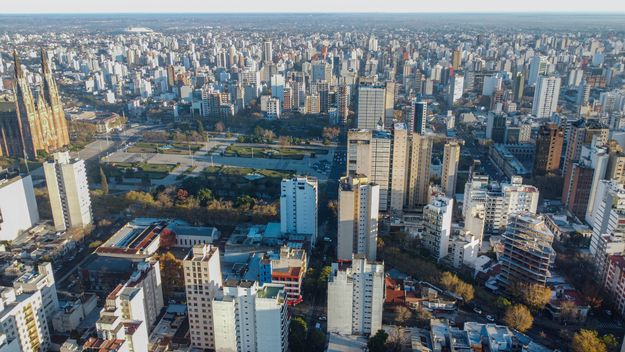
{"left": 3, "top": 0, "right": 625, "bottom": 14}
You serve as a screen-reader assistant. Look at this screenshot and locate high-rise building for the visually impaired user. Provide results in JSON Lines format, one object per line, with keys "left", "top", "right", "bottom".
{"left": 390, "top": 124, "right": 408, "bottom": 212}
{"left": 280, "top": 176, "right": 318, "bottom": 244}
{"left": 528, "top": 56, "right": 549, "bottom": 86}
{"left": 412, "top": 101, "right": 427, "bottom": 135}
{"left": 441, "top": 141, "right": 460, "bottom": 198}
{"left": 498, "top": 213, "right": 555, "bottom": 290}
{"left": 96, "top": 283, "right": 149, "bottom": 352}
{"left": 337, "top": 84, "right": 350, "bottom": 123}
{"left": 124, "top": 261, "right": 164, "bottom": 332}
{"left": 0, "top": 50, "right": 70, "bottom": 159}
{"left": 486, "top": 113, "right": 507, "bottom": 143}
{"left": 183, "top": 245, "right": 223, "bottom": 350}
{"left": 513, "top": 72, "right": 525, "bottom": 102}
{"left": 605, "top": 140, "right": 625, "bottom": 185}
{"left": 422, "top": 196, "right": 453, "bottom": 261}
{"left": 589, "top": 180, "right": 625, "bottom": 281}
{"left": 262, "top": 40, "right": 273, "bottom": 63}
{"left": 337, "top": 176, "right": 379, "bottom": 261}
{"left": 13, "top": 263, "right": 59, "bottom": 322}
{"left": 213, "top": 280, "right": 289, "bottom": 352}
{"left": 270, "top": 74, "right": 285, "bottom": 104}
{"left": 562, "top": 119, "right": 609, "bottom": 204}
{"left": 346, "top": 129, "right": 392, "bottom": 211}
{"left": 533, "top": 123, "right": 564, "bottom": 176}
{"left": 464, "top": 175, "right": 539, "bottom": 233}
{"left": 407, "top": 134, "right": 433, "bottom": 208}
{"left": 562, "top": 142, "right": 608, "bottom": 221}
{"left": 448, "top": 72, "right": 464, "bottom": 106}
{"left": 384, "top": 81, "right": 396, "bottom": 127}
{"left": 0, "top": 286, "right": 51, "bottom": 352}
{"left": 356, "top": 83, "right": 386, "bottom": 129}
{"left": 43, "top": 151, "right": 92, "bottom": 231}
{"left": 0, "top": 172, "right": 39, "bottom": 241}
{"left": 452, "top": 49, "right": 462, "bottom": 70}
{"left": 532, "top": 76, "right": 561, "bottom": 118}
{"left": 327, "top": 255, "right": 384, "bottom": 336}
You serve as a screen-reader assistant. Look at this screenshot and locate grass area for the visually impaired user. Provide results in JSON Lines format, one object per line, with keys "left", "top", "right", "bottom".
{"left": 224, "top": 144, "right": 329, "bottom": 160}
{"left": 104, "top": 162, "right": 176, "bottom": 180}
{"left": 202, "top": 166, "right": 292, "bottom": 179}
{"left": 128, "top": 142, "right": 202, "bottom": 155}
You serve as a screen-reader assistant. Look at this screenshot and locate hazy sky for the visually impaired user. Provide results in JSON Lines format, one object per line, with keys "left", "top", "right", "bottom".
{"left": 3, "top": 0, "right": 624, "bottom": 14}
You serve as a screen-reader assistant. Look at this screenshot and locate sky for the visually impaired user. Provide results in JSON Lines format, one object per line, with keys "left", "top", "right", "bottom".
{"left": 2, "top": 0, "right": 624, "bottom": 14}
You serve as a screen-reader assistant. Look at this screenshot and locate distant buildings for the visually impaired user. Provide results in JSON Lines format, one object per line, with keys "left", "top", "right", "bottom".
{"left": 327, "top": 255, "right": 384, "bottom": 336}
{"left": 43, "top": 151, "right": 92, "bottom": 231}
{"left": 498, "top": 212, "right": 555, "bottom": 290}
{"left": 0, "top": 50, "right": 69, "bottom": 159}
{"left": 280, "top": 176, "right": 318, "bottom": 244}
{"left": 0, "top": 171, "right": 39, "bottom": 241}
{"left": 337, "top": 176, "right": 380, "bottom": 261}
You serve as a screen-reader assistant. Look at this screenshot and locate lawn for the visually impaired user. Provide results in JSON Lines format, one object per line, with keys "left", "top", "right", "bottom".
{"left": 223, "top": 144, "right": 329, "bottom": 160}
{"left": 104, "top": 162, "right": 176, "bottom": 179}
{"left": 128, "top": 142, "right": 202, "bottom": 155}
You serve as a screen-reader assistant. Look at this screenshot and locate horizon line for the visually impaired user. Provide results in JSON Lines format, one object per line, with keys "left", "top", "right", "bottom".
{"left": 2, "top": 11, "right": 625, "bottom": 15}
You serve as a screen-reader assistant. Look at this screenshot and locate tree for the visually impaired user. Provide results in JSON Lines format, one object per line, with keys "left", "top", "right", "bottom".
{"left": 196, "top": 119, "right": 204, "bottom": 134}
{"left": 503, "top": 304, "right": 533, "bottom": 333}
{"left": 439, "top": 272, "right": 474, "bottom": 302}
{"left": 88, "top": 240, "right": 103, "bottom": 248}
{"left": 571, "top": 330, "right": 607, "bottom": 352}
{"left": 495, "top": 296, "right": 512, "bottom": 310}
{"left": 197, "top": 188, "right": 214, "bottom": 206}
{"left": 307, "top": 329, "right": 326, "bottom": 352}
{"left": 214, "top": 121, "right": 225, "bottom": 133}
{"left": 559, "top": 301, "right": 578, "bottom": 323}
{"left": 289, "top": 316, "right": 308, "bottom": 352}
{"left": 600, "top": 334, "right": 618, "bottom": 352}
{"left": 511, "top": 282, "right": 551, "bottom": 312}
{"left": 367, "top": 329, "right": 388, "bottom": 352}
{"left": 100, "top": 167, "right": 109, "bottom": 195}
{"left": 318, "top": 266, "right": 332, "bottom": 287}
{"left": 157, "top": 252, "right": 184, "bottom": 300}
{"left": 395, "top": 305, "right": 412, "bottom": 325}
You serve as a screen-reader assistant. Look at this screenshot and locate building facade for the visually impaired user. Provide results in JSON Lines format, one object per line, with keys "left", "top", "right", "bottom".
{"left": 43, "top": 151, "right": 92, "bottom": 231}
{"left": 280, "top": 176, "right": 318, "bottom": 244}
{"left": 327, "top": 256, "right": 384, "bottom": 336}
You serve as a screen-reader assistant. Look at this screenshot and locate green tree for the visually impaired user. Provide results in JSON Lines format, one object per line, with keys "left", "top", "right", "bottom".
{"left": 367, "top": 329, "right": 389, "bottom": 352}
{"left": 503, "top": 304, "right": 533, "bottom": 333}
{"left": 600, "top": 334, "right": 618, "bottom": 352}
{"left": 318, "top": 266, "right": 332, "bottom": 286}
{"left": 495, "top": 296, "right": 512, "bottom": 310}
{"left": 572, "top": 330, "right": 607, "bottom": 352}
{"left": 289, "top": 316, "right": 308, "bottom": 352}
{"left": 196, "top": 119, "right": 204, "bottom": 134}
{"left": 197, "top": 188, "right": 214, "bottom": 206}
{"left": 100, "top": 167, "right": 109, "bottom": 195}
{"left": 307, "top": 329, "right": 326, "bottom": 352}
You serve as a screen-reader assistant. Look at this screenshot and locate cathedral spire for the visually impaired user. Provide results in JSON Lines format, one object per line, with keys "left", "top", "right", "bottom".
{"left": 13, "top": 50, "right": 23, "bottom": 78}
{"left": 40, "top": 48, "right": 50, "bottom": 75}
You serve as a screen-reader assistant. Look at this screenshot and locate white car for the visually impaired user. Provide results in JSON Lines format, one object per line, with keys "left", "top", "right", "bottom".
{"left": 486, "top": 315, "right": 495, "bottom": 322}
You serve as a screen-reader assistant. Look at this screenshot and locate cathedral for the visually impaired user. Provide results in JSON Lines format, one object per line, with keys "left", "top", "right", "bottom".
{"left": 0, "top": 49, "right": 70, "bottom": 159}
